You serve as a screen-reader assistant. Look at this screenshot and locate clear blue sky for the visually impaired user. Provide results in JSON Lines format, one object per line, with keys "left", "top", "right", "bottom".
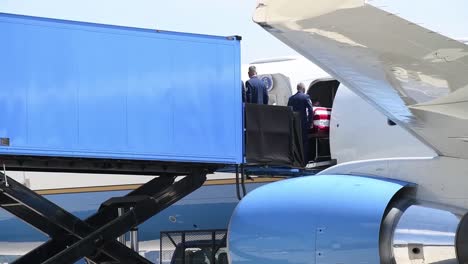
{"left": 1, "top": 0, "right": 467, "bottom": 63}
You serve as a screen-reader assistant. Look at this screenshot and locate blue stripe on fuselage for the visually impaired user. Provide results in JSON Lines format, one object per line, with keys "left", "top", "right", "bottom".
{"left": 0, "top": 183, "right": 263, "bottom": 243}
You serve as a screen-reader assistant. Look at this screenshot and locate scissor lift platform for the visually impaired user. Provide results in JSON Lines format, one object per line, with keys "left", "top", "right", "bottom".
{"left": 0, "top": 168, "right": 212, "bottom": 264}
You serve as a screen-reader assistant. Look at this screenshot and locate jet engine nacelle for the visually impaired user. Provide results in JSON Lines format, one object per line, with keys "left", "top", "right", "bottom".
{"left": 228, "top": 175, "right": 461, "bottom": 264}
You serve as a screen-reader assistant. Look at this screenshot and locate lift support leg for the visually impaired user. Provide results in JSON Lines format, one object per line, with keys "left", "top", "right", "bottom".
{"left": 0, "top": 169, "right": 208, "bottom": 264}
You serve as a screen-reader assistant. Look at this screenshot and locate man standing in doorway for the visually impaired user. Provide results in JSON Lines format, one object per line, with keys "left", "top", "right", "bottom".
{"left": 246, "top": 66, "right": 269, "bottom": 105}
{"left": 288, "top": 83, "right": 313, "bottom": 163}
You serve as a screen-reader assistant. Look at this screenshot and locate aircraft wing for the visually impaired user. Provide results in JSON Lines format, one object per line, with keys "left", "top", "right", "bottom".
{"left": 254, "top": 0, "right": 468, "bottom": 159}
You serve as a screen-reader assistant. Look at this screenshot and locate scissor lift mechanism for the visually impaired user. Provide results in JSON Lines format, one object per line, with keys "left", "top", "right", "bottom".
{"left": 0, "top": 167, "right": 211, "bottom": 264}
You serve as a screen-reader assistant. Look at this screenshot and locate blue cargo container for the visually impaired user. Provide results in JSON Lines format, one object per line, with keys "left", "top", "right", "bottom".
{"left": 0, "top": 13, "right": 242, "bottom": 168}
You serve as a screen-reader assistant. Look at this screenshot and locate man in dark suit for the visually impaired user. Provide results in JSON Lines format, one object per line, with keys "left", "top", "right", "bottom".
{"left": 246, "top": 66, "right": 269, "bottom": 104}
{"left": 242, "top": 81, "right": 246, "bottom": 103}
{"left": 288, "top": 83, "right": 313, "bottom": 163}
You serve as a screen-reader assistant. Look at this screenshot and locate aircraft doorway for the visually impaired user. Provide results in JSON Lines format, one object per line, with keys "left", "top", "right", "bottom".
{"left": 307, "top": 79, "right": 339, "bottom": 108}
{"left": 306, "top": 79, "right": 340, "bottom": 167}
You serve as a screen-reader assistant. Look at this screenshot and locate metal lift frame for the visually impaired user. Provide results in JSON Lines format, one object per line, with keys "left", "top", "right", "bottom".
{"left": 0, "top": 166, "right": 214, "bottom": 264}
{"left": 160, "top": 229, "right": 227, "bottom": 264}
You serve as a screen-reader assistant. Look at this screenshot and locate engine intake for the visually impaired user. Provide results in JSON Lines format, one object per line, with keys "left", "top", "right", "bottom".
{"left": 381, "top": 201, "right": 461, "bottom": 264}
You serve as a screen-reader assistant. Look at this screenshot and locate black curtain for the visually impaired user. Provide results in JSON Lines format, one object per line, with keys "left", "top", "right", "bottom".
{"left": 245, "top": 104, "right": 304, "bottom": 167}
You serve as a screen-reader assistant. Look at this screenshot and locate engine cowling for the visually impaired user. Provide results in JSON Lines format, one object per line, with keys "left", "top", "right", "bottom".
{"left": 228, "top": 175, "right": 463, "bottom": 264}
